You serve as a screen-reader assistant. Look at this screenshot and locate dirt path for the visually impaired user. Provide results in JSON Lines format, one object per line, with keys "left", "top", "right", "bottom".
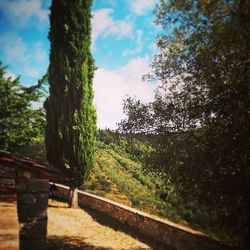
{"left": 47, "top": 200, "right": 158, "bottom": 250}
{"left": 0, "top": 194, "right": 19, "bottom": 250}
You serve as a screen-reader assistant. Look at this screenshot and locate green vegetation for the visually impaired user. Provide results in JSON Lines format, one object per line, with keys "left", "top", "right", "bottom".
{"left": 45, "top": 0, "right": 97, "bottom": 192}
{"left": 1, "top": 0, "right": 247, "bottom": 247}
{"left": 97, "top": 129, "right": 154, "bottom": 163}
{"left": 0, "top": 63, "right": 46, "bottom": 151}
{"left": 14, "top": 130, "right": 240, "bottom": 243}
{"left": 119, "top": 0, "right": 250, "bottom": 247}
{"left": 82, "top": 131, "right": 234, "bottom": 243}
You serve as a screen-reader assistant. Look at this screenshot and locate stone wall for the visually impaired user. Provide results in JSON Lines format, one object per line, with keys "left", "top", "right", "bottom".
{"left": 16, "top": 177, "right": 49, "bottom": 250}
{"left": 0, "top": 163, "right": 16, "bottom": 192}
{"left": 0, "top": 160, "right": 238, "bottom": 250}
{"left": 56, "top": 184, "right": 236, "bottom": 250}
{"left": 0, "top": 163, "right": 49, "bottom": 250}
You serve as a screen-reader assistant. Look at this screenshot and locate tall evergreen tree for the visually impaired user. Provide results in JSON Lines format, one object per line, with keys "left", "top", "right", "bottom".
{"left": 45, "top": 0, "right": 97, "bottom": 207}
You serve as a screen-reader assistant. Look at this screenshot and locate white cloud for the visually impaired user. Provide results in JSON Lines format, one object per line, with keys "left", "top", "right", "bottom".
{"left": 24, "top": 67, "right": 40, "bottom": 78}
{"left": 123, "top": 30, "right": 143, "bottom": 56}
{"left": 92, "top": 8, "right": 133, "bottom": 46}
{"left": 128, "top": 0, "right": 156, "bottom": 15}
{"left": 33, "top": 42, "right": 48, "bottom": 62}
{"left": 0, "top": 33, "right": 48, "bottom": 82}
{"left": 0, "top": 0, "right": 48, "bottom": 27}
{"left": 4, "top": 70, "right": 17, "bottom": 80}
{"left": 149, "top": 42, "right": 159, "bottom": 58}
{"left": 31, "top": 101, "right": 43, "bottom": 110}
{"left": 0, "top": 34, "right": 30, "bottom": 65}
{"left": 94, "top": 56, "right": 155, "bottom": 129}
{"left": 0, "top": 35, "right": 48, "bottom": 67}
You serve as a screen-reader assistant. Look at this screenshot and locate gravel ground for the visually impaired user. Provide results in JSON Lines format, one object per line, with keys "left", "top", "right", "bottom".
{"left": 46, "top": 200, "right": 160, "bottom": 250}
{"left": 0, "top": 194, "right": 19, "bottom": 250}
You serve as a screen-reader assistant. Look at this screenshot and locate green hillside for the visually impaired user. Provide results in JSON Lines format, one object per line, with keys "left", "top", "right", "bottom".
{"left": 15, "top": 131, "right": 239, "bottom": 244}
{"left": 15, "top": 136, "right": 181, "bottom": 222}
{"left": 82, "top": 146, "right": 178, "bottom": 219}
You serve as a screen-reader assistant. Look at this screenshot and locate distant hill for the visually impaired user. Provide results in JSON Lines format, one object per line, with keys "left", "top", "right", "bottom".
{"left": 82, "top": 146, "right": 180, "bottom": 221}
{"left": 15, "top": 130, "right": 240, "bottom": 244}
{"left": 15, "top": 131, "right": 185, "bottom": 222}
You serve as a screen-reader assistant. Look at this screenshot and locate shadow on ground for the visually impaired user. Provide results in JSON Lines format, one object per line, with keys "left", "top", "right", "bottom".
{"left": 46, "top": 236, "right": 112, "bottom": 250}
{"left": 46, "top": 235, "right": 163, "bottom": 250}
{"left": 47, "top": 198, "right": 172, "bottom": 250}
{"left": 79, "top": 206, "right": 171, "bottom": 250}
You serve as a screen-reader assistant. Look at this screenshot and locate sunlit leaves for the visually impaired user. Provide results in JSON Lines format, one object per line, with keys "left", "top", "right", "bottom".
{"left": 45, "top": 0, "right": 97, "bottom": 187}
{"left": 0, "top": 63, "right": 46, "bottom": 150}
{"left": 120, "top": 0, "right": 250, "bottom": 244}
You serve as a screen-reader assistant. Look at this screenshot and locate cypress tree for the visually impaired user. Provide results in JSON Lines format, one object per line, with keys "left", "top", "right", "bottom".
{"left": 45, "top": 0, "right": 97, "bottom": 206}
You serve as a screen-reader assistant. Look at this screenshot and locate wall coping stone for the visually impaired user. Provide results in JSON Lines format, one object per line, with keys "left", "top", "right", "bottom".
{"left": 55, "top": 183, "right": 235, "bottom": 250}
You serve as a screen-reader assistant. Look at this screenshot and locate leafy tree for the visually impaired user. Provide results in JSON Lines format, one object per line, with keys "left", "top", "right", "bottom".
{"left": 97, "top": 129, "right": 154, "bottom": 163}
{"left": 0, "top": 63, "right": 46, "bottom": 151}
{"left": 45, "top": 0, "right": 97, "bottom": 208}
{"left": 120, "top": 0, "right": 250, "bottom": 246}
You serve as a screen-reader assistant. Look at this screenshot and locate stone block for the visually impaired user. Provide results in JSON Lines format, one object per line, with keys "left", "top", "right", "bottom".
{"left": 20, "top": 171, "right": 32, "bottom": 179}
{"left": 19, "top": 219, "right": 47, "bottom": 239}
{"left": 19, "top": 220, "right": 47, "bottom": 250}
{"left": 0, "top": 169, "right": 5, "bottom": 176}
{"left": 18, "top": 193, "right": 37, "bottom": 205}
{"left": 19, "top": 239, "right": 46, "bottom": 250}
{"left": 0, "top": 177, "right": 15, "bottom": 188}
{"left": 16, "top": 174, "right": 28, "bottom": 183}
{"left": 3, "top": 167, "right": 16, "bottom": 178}
{"left": 17, "top": 170, "right": 31, "bottom": 179}
{"left": 17, "top": 203, "right": 48, "bottom": 222}
{"left": 15, "top": 181, "right": 27, "bottom": 192}
{"left": 17, "top": 191, "right": 48, "bottom": 222}
{"left": 27, "top": 178, "right": 50, "bottom": 193}
{"left": 36, "top": 193, "right": 49, "bottom": 205}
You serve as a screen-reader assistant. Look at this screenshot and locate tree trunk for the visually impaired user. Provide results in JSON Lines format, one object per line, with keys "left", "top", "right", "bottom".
{"left": 68, "top": 187, "right": 78, "bottom": 208}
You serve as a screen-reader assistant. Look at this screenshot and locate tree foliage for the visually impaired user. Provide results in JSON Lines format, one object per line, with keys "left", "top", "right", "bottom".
{"left": 119, "top": 0, "right": 250, "bottom": 244}
{"left": 0, "top": 63, "right": 46, "bottom": 151}
{"left": 97, "top": 129, "right": 154, "bottom": 163}
{"left": 45, "top": 0, "right": 97, "bottom": 188}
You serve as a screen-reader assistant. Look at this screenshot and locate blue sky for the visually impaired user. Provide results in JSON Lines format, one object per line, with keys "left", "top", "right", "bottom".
{"left": 0, "top": 0, "right": 159, "bottom": 129}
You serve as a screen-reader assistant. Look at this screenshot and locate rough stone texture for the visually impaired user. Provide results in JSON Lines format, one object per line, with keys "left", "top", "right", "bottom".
{"left": 0, "top": 164, "right": 16, "bottom": 179}
{"left": 56, "top": 184, "right": 236, "bottom": 250}
{"left": 15, "top": 171, "right": 34, "bottom": 192}
{"left": 0, "top": 160, "right": 238, "bottom": 250}
{"left": 16, "top": 178, "right": 49, "bottom": 250}
{"left": 0, "top": 164, "right": 16, "bottom": 192}
{"left": 21, "top": 171, "right": 32, "bottom": 179}
{"left": 0, "top": 156, "right": 64, "bottom": 250}
{"left": 19, "top": 220, "right": 47, "bottom": 238}
{"left": 19, "top": 238, "right": 47, "bottom": 250}
{"left": 0, "top": 178, "right": 15, "bottom": 187}
{"left": 27, "top": 178, "right": 50, "bottom": 193}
